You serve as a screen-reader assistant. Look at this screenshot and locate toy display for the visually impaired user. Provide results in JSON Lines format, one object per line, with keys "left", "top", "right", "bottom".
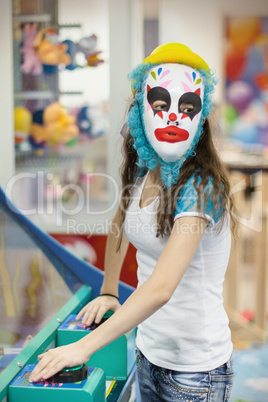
{"left": 15, "top": 102, "right": 106, "bottom": 153}
{"left": 19, "top": 25, "right": 104, "bottom": 74}
{"left": 15, "top": 22, "right": 106, "bottom": 153}
{"left": 14, "top": 15, "right": 107, "bottom": 214}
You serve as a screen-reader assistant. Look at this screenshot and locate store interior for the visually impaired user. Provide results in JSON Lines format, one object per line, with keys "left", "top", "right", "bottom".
{"left": 0, "top": 0, "right": 268, "bottom": 401}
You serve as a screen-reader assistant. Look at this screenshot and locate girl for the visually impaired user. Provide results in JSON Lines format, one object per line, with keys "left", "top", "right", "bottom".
{"left": 30, "top": 43, "right": 235, "bottom": 401}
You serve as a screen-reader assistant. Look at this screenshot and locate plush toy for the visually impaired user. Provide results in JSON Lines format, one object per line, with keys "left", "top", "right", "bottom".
{"left": 30, "top": 104, "right": 79, "bottom": 150}
{"left": 77, "top": 34, "right": 104, "bottom": 67}
{"left": 30, "top": 109, "right": 51, "bottom": 143}
{"left": 14, "top": 106, "right": 32, "bottom": 145}
{"left": 43, "top": 102, "right": 79, "bottom": 145}
{"left": 20, "top": 24, "right": 42, "bottom": 75}
{"left": 63, "top": 34, "right": 104, "bottom": 69}
{"left": 34, "top": 27, "right": 70, "bottom": 66}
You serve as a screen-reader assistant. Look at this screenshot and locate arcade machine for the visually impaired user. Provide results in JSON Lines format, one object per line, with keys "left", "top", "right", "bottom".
{"left": 0, "top": 187, "right": 137, "bottom": 402}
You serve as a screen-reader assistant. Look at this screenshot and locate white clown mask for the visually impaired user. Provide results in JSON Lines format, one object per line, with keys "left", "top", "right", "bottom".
{"left": 143, "top": 63, "right": 205, "bottom": 163}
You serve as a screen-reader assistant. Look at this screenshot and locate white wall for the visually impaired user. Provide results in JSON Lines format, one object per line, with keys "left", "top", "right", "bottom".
{"left": 108, "top": 0, "right": 144, "bottom": 195}
{"left": 0, "top": 1, "right": 15, "bottom": 190}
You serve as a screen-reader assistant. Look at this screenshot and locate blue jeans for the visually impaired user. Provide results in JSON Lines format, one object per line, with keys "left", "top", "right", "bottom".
{"left": 136, "top": 348, "right": 234, "bottom": 401}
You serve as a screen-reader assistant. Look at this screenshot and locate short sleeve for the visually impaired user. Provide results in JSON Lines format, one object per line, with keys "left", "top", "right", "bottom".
{"left": 174, "top": 175, "right": 223, "bottom": 226}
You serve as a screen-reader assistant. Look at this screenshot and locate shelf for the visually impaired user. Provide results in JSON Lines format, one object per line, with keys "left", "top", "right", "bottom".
{"left": 13, "top": 13, "right": 51, "bottom": 23}
{"left": 60, "top": 91, "right": 83, "bottom": 96}
{"left": 13, "top": 15, "right": 81, "bottom": 28}
{"left": 16, "top": 152, "right": 83, "bottom": 170}
{"left": 15, "top": 90, "right": 83, "bottom": 100}
{"left": 58, "top": 23, "right": 82, "bottom": 29}
{"left": 15, "top": 91, "right": 54, "bottom": 100}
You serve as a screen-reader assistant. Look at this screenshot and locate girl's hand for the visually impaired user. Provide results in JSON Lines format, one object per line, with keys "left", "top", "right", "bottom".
{"left": 29, "top": 341, "right": 88, "bottom": 383}
{"left": 76, "top": 295, "right": 121, "bottom": 326}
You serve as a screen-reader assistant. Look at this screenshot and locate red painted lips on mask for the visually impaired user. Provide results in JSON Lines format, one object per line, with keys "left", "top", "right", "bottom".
{"left": 154, "top": 126, "right": 189, "bottom": 143}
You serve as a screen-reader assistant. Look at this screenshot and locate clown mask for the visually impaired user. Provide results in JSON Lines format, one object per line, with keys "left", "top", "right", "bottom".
{"left": 143, "top": 63, "right": 205, "bottom": 163}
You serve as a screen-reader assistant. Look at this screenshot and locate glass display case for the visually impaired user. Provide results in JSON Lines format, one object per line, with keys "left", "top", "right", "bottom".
{"left": 11, "top": 0, "right": 112, "bottom": 233}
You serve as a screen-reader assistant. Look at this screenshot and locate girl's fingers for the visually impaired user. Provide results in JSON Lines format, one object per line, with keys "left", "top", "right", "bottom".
{"left": 94, "top": 305, "right": 108, "bottom": 324}
{"left": 29, "top": 355, "right": 51, "bottom": 382}
{"left": 76, "top": 301, "right": 95, "bottom": 321}
{"left": 82, "top": 306, "right": 98, "bottom": 326}
{"left": 76, "top": 309, "right": 85, "bottom": 321}
{"left": 30, "top": 350, "right": 64, "bottom": 382}
{"left": 76, "top": 304, "right": 88, "bottom": 320}
{"left": 76, "top": 296, "right": 121, "bottom": 326}
{"left": 41, "top": 359, "right": 65, "bottom": 381}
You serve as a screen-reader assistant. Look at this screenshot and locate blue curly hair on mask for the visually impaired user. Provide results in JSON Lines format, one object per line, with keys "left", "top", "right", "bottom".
{"left": 127, "top": 61, "right": 218, "bottom": 188}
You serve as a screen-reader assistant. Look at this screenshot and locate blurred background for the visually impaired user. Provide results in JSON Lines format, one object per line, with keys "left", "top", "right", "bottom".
{"left": 0, "top": 0, "right": 268, "bottom": 400}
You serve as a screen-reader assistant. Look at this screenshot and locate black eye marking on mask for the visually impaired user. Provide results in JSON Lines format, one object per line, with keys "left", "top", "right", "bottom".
{"left": 147, "top": 87, "right": 171, "bottom": 115}
{"left": 178, "top": 92, "right": 202, "bottom": 120}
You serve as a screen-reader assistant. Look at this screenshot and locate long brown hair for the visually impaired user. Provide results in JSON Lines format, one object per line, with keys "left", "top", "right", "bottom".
{"left": 116, "top": 118, "right": 236, "bottom": 250}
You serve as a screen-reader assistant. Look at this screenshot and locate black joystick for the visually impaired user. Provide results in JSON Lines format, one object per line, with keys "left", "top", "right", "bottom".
{"left": 47, "top": 364, "right": 88, "bottom": 383}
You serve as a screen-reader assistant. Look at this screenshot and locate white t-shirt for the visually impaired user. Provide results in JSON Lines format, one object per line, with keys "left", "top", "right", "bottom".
{"left": 123, "top": 172, "right": 233, "bottom": 372}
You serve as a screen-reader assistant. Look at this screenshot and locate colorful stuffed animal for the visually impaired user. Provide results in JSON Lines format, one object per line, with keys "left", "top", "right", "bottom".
{"left": 43, "top": 102, "right": 79, "bottom": 145}
{"left": 34, "top": 27, "right": 70, "bottom": 66}
{"left": 30, "top": 104, "right": 78, "bottom": 149}
{"left": 63, "top": 34, "right": 104, "bottom": 69}
{"left": 20, "top": 24, "right": 42, "bottom": 75}
{"left": 77, "top": 34, "right": 104, "bottom": 67}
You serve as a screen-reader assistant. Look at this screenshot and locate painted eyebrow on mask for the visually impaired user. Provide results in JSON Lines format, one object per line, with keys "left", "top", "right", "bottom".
{"left": 178, "top": 92, "right": 202, "bottom": 120}
{"left": 147, "top": 87, "right": 171, "bottom": 115}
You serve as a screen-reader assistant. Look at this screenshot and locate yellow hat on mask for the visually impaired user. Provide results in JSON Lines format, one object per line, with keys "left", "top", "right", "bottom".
{"left": 143, "top": 43, "right": 210, "bottom": 71}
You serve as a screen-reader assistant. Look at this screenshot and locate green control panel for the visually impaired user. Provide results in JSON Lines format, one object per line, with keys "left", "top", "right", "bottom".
{"left": 8, "top": 364, "right": 106, "bottom": 402}
{"left": 57, "top": 312, "right": 136, "bottom": 380}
